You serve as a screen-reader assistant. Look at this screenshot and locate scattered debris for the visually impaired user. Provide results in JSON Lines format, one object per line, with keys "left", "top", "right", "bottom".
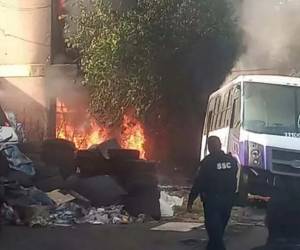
{"left": 88, "top": 139, "right": 121, "bottom": 159}
{"left": 2, "top": 144, "right": 35, "bottom": 176}
{"left": 5, "top": 112, "right": 26, "bottom": 143}
{"left": 68, "top": 175, "right": 128, "bottom": 207}
{"left": 47, "top": 189, "right": 76, "bottom": 206}
{"left": 20, "top": 205, "right": 50, "bottom": 227}
{"left": 0, "top": 137, "right": 163, "bottom": 228}
{"left": 160, "top": 191, "right": 184, "bottom": 217}
{"left": 6, "top": 186, "right": 55, "bottom": 207}
{"left": 158, "top": 187, "right": 203, "bottom": 222}
{"left": 49, "top": 202, "right": 85, "bottom": 226}
{"left": 76, "top": 205, "right": 131, "bottom": 225}
{"left": 1, "top": 202, "right": 22, "bottom": 225}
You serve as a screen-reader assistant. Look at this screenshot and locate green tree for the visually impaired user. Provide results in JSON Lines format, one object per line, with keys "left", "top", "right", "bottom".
{"left": 64, "top": 0, "right": 242, "bottom": 126}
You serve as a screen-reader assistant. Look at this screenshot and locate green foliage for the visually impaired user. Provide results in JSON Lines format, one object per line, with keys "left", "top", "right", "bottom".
{"left": 65, "top": 0, "right": 241, "bottom": 124}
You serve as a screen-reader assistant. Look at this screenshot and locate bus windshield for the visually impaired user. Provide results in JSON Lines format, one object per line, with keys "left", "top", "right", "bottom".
{"left": 244, "top": 82, "right": 300, "bottom": 136}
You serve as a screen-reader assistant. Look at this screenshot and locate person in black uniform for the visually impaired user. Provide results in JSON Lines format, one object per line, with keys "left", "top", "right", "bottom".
{"left": 187, "top": 136, "right": 238, "bottom": 250}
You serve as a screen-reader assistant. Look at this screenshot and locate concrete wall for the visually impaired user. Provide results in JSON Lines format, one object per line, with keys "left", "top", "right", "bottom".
{"left": 0, "top": 0, "right": 51, "bottom": 64}
{"left": 0, "top": 77, "right": 47, "bottom": 141}
{"left": 0, "top": 0, "right": 51, "bottom": 141}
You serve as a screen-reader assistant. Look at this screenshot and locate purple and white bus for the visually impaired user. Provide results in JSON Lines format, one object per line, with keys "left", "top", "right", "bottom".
{"left": 201, "top": 75, "right": 300, "bottom": 202}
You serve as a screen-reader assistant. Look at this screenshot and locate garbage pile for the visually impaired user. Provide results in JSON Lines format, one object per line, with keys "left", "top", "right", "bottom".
{"left": 0, "top": 138, "right": 161, "bottom": 227}
{"left": 0, "top": 178, "right": 145, "bottom": 227}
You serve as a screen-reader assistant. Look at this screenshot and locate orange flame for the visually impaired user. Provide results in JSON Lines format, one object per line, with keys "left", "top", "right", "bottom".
{"left": 120, "top": 115, "right": 146, "bottom": 159}
{"left": 56, "top": 101, "right": 108, "bottom": 149}
{"left": 56, "top": 100, "right": 146, "bottom": 159}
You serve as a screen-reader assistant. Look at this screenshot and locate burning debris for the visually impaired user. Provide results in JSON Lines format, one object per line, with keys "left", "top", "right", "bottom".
{"left": 0, "top": 129, "right": 160, "bottom": 227}
{"left": 0, "top": 93, "right": 159, "bottom": 226}
{"left": 56, "top": 100, "right": 147, "bottom": 159}
{"left": 56, "top": 100, "right": 108, "bottom": 149}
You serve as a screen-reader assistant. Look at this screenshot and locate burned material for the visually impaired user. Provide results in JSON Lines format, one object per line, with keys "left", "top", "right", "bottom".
{"left": 0, "top": 136, "right": 161, "bottom": 227}
{"left": 109, "top": 158, "right": 161, "bottom": 220}
{"left": 41, "top": 139, "right": 76, "bottom": 179}
{"left": 76, "top": 141, "right": 161, "bottom": 220}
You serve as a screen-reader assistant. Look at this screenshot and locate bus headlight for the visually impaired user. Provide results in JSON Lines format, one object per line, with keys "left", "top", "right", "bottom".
{"left": 251, "top": 149, "right": 260, "bottom": 159}
{"left": 248, "top": 142, "right": 264, "bottom": 168}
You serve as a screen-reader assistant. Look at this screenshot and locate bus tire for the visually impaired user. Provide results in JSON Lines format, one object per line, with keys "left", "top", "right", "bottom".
{"left": 235, "top": 168, "right": 249, "bottom": 206}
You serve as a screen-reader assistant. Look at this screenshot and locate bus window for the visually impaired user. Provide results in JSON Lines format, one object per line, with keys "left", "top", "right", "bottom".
{"left": 217, "top": 95, "right": 224, "bottom": 128}
{"left": 225, "top": 90, "right": 233, "bottom": 126}
{"left": 225, "top": 108, "right": 231, "bottom": 127}
{"left": 205, "top": 98, "right": 215, "bottom": 133}
{"left": 219, "top": 111, "right": 224, "bottom": 128}
{"left": 244, "top": 82, "right": 296, "bottom": 135}
{"left": 205, "top": 111, "right": 213, "bottom": 134}
{"left": 230, "top": 97, "right": 241, "bottom": 128}
{"left": 208, "top": 97, "right": 215, "bottom": 113}
{"left": 211, "top": 110, "right": 216, "bottom": 130}
{"left": 226, "top": 90, "right": 232, "bottom": 107}
{"left": 220, "top": 92, "right": 229, "bottom": 128}
{"left": 211, "top": 98, "right": 217, "bottom": 130}
{"left": 210, "top": 115, "right": 215, "bottom": 131}
{"left": 213, "top": 96, "right": 221, "bottom": 129}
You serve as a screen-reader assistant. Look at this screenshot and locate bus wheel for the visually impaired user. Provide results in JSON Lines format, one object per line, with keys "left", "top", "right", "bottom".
{"left": 235, "top": 169, "right": 249, "bottom": 206}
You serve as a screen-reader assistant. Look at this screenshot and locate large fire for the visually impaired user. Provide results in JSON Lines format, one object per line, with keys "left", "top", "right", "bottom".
{"left": 56, "top": 100, "right": 146, "bottom": 159}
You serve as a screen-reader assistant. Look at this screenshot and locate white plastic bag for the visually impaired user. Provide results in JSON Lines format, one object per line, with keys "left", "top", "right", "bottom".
{"left": 159, "top": 191, "right": 184, "bottom": 217}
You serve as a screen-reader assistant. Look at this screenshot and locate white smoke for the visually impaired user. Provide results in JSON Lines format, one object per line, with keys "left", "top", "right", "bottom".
{"left": 45, "top": 64, "right": 88, "bottom": 108}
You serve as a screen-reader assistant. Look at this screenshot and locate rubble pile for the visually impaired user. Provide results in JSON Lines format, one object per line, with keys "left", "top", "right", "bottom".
{"left": 1, "top": 199, "right": 141, "bottom": 227}
{"left": 0, "top": 138, "right": 161, "bottom": 227}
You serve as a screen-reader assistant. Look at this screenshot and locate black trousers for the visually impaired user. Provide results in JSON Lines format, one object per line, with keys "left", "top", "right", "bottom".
{"left": 203, "top": 194, "right": 234, "bottom": 250}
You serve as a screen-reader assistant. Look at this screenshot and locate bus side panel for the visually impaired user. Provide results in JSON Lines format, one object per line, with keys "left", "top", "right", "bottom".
{"left": 200, "top": 135, "right": 207, "bottom": 160}
{"left": 201, "top": 127, "right": 230, "bottom": 159}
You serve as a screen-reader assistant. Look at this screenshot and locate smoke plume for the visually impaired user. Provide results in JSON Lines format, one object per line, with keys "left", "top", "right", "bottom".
{"left": 45, "top": 64, "right": 87, "bottom": 107}
{"left": 236, "top": 0, "right": 300, "bottom": 74}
